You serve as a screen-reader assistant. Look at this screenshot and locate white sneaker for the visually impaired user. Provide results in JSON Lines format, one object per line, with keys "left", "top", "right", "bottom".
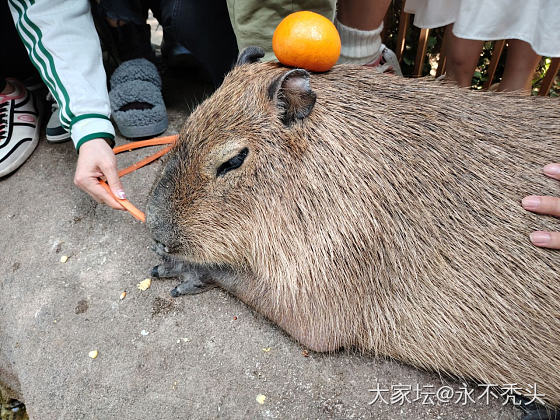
{"left": 46, "top": 100, "right": 70, "bottom": 143}
{"left": 380, "top": 44, "right": 403, "bottom": 77}
{"left": 364, "top": 44, "right": 403, "bottom": 77}
{"left": 0, "top": 79, "right": 41, "bottom": 177}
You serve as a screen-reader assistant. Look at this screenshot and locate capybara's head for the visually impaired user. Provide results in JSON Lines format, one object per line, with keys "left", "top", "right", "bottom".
{"left": 147, "top": 48, "right": 318, "bottom": 268}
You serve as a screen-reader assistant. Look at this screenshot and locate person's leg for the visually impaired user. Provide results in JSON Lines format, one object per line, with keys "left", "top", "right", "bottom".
{"left": 444, "top": 24, "right": 484, "bottom": 88}
{"left": 335, "top": 0, "right": 400, "bottom": 74}
{"left": 337, "top": 0, "right": 390, "bottom": 30}
{"left": 98, "top": 0, "right": 149, "bottom": 26}
{"left": 96, "top": 0, "right": 154, "bottom": 62}
{"left": 498, "top": 39, "right": 540, "bottom": 94}
{"left": 159, "top": 0, "right": 239, "bottom": 87}
{"left": 226, "top": 0, "right": 336, "bottom": 62}
{"left": 0, "top": 0, "right": 42, "bottom": 177}
{"left": 0, "top": 0, "right": 39, "bottom": 81}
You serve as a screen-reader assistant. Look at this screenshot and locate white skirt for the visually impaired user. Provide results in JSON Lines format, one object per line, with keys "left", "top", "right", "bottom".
{"left": 404, "top": 0, "right": 560, "bottom": 57}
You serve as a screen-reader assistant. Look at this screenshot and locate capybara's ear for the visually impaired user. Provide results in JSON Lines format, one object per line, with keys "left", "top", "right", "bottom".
{"left": 236, "top": 46, "right": 265, "bottom": 66}
{"left": 267, "top": 69, "right": 317, "bottom": 126}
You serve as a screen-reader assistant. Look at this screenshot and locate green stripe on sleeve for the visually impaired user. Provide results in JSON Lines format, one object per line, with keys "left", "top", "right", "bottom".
{"left": 20, "top": 2, "right": 76, "bottom": 123}
{"left": 70, "top": 114, "right": 111, "bottom": 130}
{"left": 8, "top": 0, "right": 70, "bottom": 126}
{"left": 76, "top": 132, "right": 116, "bottom": 153}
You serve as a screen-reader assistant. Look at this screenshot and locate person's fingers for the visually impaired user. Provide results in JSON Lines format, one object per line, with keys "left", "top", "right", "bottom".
{"left": 74, "top": 139, "right": 129, "bottom": 211}
{"left": 90, "top": 181, "right": 126, "bottom": 210}
{"left": 99, "top": 158, "right": 126, "bottom": 200}
{"left": 529, "top": 231, "right": 560, "bottom": 249}
{"left": 523, "top": 164, "right": 560, "bottom": 249}
{"left": 543, "top": 163, "right": 560, "bottom": 181}
{"left": 74, "top": 172, "right": 124, "bottom": 210}
{"left": 522, "top": 195, "right": 560, "bottom": 217}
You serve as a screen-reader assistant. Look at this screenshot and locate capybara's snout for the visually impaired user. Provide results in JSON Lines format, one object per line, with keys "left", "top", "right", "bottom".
{"left": 146, "top": 160, "right": 181, "bottom": 253}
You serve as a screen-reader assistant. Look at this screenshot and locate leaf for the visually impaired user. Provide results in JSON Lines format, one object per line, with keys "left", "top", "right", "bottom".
{"left": 427, "top": 35, "right": 437, "bottom": 49}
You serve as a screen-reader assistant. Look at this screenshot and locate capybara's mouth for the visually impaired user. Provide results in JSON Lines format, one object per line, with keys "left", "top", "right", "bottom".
{"left": 151, "top": 240, "right": 195, "bottom": 265}
{"left": 151, "top": 240, "right": 176, "bottom": 260}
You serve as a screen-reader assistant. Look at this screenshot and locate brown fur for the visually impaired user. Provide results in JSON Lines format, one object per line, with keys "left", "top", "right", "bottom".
{"left": 148, "top": 62, "right": 560, "bottom": 406}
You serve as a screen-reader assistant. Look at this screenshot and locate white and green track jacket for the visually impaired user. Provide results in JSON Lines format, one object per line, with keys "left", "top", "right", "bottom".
{"left": 8, "top": 0, "right": 115, "bottom": 151}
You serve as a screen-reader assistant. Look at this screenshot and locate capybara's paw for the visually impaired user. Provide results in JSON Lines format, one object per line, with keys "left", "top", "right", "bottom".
{"left": 170, "top": 280, "right": 214, "bottom": 297}
{"left": 517, "top": 396, "right": 559, "bottom": 420}
{"left": 151, "top": 260, "right": 187, "bottom": 278}
{"left": 169, "top": 270, "right": 214, "bottom": 297}
{"left": 151, "top": 240, "right": 172, "bottom": 258}
{"left": 520, "top": 407, "right": 559, "bottom": 420}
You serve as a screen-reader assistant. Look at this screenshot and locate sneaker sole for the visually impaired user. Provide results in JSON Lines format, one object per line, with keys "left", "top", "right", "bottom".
{"left": 0, "top": 114, "right": 41, "bottom": 177}
{"left": 46, "top": 106, "right": 70, "bottom": 143}
{"left": 117, "top": 116, "right": 168, "bottom": 139}
{"left": 46, "top": 131, "right": 71, "bottom": 143}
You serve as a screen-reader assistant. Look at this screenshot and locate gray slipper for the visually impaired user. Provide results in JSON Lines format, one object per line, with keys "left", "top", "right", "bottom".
{"left": 109, "top": 59, "right": 168, "bottom": 139}
{"left": 110, "top": 58, "right": 162, "bottom": 90}
{"left": 109, "top": 80, "right": 168, "bottom": 138}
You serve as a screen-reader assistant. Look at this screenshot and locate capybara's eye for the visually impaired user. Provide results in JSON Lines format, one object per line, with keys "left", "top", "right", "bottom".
{"left": 216, "top": 148, "right": 249, "bottom": 177}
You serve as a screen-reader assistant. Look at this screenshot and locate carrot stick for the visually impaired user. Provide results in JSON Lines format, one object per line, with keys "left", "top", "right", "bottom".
{"left": 95, "top": 134, "right": 179, "bottom": 222}
{"left": 118, "top": 145, "right": 173, "bottom": 177}
{"left": 99, "top": 180, "right": 146, "bottom": 222}
{"left": 113, "top": 135, "right": 178, "bottom": 154}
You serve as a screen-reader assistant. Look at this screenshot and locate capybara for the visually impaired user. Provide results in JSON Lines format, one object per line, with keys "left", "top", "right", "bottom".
{"left": 146, "top": 47, "right": 560, "bottom": 408}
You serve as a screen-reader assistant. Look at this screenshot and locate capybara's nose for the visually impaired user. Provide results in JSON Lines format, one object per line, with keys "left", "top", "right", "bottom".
{"left": 146, "top": 150, "right": 181, "bottom": 239}
{"left": 146, "top": 177, "right": 182, "bottom": 254}
{"left": 145, "top": 196, "right": 158, "bottom": 233}
{"left": 146, "top": 187, "right": 168, "bottom": 243}
{"left": 146, "top": 173, "right": 171, "bottom": 234}
{"left": 145, "top": 195, "right": 160, "bottom": 237}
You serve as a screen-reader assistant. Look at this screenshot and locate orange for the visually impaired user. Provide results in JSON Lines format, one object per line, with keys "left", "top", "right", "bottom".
{"left": 272, "top": 11, "right": 341, "bottom": 72}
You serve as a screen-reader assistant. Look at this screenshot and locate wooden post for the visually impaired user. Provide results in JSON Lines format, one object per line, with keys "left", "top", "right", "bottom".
{"left": 396, "top": 8, "right": 410, "bottom": 63}
{"left": 483, "top": 40, "right": 506, "bottom": 90}
{"left": 414, "top": 28, "right": 430, "bottom": 77}
{"left": 538, "top": 57, "right": 560, "bottom": 96}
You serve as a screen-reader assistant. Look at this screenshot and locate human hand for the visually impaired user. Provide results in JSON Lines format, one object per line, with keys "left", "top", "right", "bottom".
{"left": 74, "top": 138, "right": 126, "bottom": 210}
{"left": 522, "top": 163, "right": 560, "bottom": 249}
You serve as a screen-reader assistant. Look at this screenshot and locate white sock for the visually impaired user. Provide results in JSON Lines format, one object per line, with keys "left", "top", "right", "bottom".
{"left": 335, "top": 18, "right": 383, "bottom": 65}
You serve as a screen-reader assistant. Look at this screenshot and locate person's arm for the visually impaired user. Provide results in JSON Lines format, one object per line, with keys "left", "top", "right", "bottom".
{"left": 8, "top": 0, "right": 125, "bottom": 209}
{"left": 522, "top": 163, "right": 560, "bottom": 249}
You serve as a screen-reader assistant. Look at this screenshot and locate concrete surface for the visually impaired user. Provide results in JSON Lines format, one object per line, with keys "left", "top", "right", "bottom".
{"left": 0, "top": 72, "right": 521, "bottom": 419}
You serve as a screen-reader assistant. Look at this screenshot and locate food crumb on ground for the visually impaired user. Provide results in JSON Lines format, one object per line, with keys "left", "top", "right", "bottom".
{"left": 137, "top": 278, "right": 151, "bottom": 291}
